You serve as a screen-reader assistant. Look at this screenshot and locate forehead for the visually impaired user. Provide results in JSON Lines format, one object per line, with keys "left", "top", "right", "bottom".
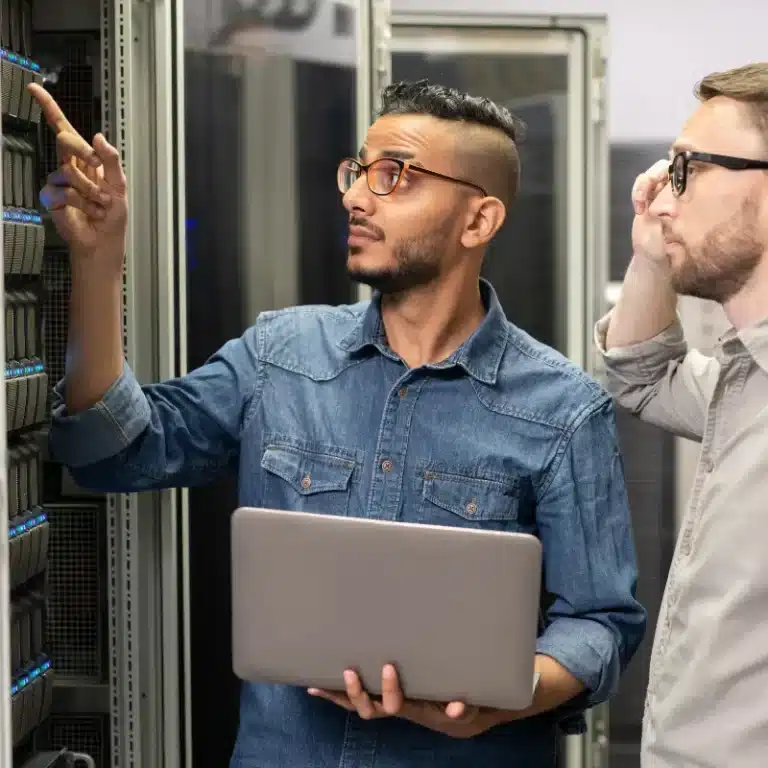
{"left": 672, "top": 95, "right": 765, "bottom": 157}
{"left": 360, "top": 114, "right": 456, "bottom": 163}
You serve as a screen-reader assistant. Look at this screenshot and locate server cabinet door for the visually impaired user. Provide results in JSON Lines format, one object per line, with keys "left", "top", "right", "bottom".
{"left": 377, "top": 14, "right": 609, "bottom": 372}
{"left": 368, "top": 9, "right": 611, "bottom": 768}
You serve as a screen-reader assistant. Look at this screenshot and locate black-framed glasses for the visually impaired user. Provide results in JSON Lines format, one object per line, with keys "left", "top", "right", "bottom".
{"left": 337, "top": 157, "right": 487, "bottom": 197}
{"left": 669, "top": 150, "right": 768, "bottom": 197}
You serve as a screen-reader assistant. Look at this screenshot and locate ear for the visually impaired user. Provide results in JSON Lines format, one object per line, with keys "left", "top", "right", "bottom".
{"left": 460, "top": 196, "right": 506, "bottom": 250}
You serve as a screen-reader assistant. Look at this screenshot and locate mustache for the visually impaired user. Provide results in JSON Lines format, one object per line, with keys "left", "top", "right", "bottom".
{"left": 349, "top": 216, "right": 385, "bottom": 240}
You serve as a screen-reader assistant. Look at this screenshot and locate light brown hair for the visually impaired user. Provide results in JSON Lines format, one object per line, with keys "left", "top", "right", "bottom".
{"left": 695, "top": 63, "right": 768, "bottom": 138}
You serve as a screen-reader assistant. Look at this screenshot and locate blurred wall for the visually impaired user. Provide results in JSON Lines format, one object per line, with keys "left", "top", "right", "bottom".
{"left": 187, "top": 1, "right": 768, "bottom": 140}
{"left": 392, "top": 0, "right": 768, "bottom": 142}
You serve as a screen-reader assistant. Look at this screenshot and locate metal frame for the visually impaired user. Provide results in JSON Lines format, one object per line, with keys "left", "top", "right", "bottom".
{"left": 364, "top": 10, "right": 610, "bottom": 768}
{"left": 355, "top": 0, "right": 388, "bottom": 303}
{"left": 101, "top": 0, "right": 142, "bottom": 762}
{"left": 149, "top": 0, "right": 186, "bottom": 765}
{"left": 173, "top": 0, "right": 194, "bottom": 761}
{"left": 102, "top": 0, "right": 186, "bottom": 765}
{"left": 241, "top": 54, "right": 301, "bottom": 320}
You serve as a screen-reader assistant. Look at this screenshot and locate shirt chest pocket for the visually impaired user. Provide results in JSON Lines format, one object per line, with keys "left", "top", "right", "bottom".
{"left": 420, "top": 470, "right": 521, "bottom": 532}
{"left": 260, "top": 445, "right": 356, "bottom": 517}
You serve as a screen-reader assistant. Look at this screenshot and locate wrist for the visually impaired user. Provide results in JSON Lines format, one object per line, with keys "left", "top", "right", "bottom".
{"left": 70, "top": 248, "right": 125, "bottom": 282}
{"left": 630, "top": 250, "right": 673, "bottom": 280}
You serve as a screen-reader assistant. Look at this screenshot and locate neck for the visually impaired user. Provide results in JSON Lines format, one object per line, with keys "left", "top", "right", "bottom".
{"left": 723, "top": 259, "right": 768, "bottom": 330}
{"left": 379, "top": 272, "right": 486, "bottom": 368}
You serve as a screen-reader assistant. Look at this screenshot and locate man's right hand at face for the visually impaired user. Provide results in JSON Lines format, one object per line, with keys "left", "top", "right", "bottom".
{"left": 28, "top": 83, "right": 128, "bottom": 268}
{"left": 631, "top": 158, "right": 670, "bottom": 267}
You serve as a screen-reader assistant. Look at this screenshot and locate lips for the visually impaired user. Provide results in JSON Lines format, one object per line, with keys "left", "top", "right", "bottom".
{"left": 348, "top": 224, "right": 381, "bottom": 241}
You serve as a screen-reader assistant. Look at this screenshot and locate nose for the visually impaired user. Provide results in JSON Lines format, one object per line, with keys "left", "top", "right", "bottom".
{"left": 342, "top": 173, "right": 375, "bottom": 216}
{"left": 648, "top": 179, "right": 677, "bottom": 219}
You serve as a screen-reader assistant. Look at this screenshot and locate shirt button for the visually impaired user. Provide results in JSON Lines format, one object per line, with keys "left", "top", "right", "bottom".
{"left": 301, "top": 474, "right": 312, "bottom": 489}
{"left": 466, "top": 501, "right": 478, "bottom": 515}
{"left": 701, "top": 456, "right": 714, "bottom": 473}
{"left": 381, "top": 459, "right": 393, "bottom": 473}
{"left": 398, "top": 387, "right": 408, "bottom": 398}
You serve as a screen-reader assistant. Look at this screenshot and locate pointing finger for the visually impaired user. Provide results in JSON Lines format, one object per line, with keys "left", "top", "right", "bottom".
{"left": 28, "top": 83, "right": 81, "bottom": 138}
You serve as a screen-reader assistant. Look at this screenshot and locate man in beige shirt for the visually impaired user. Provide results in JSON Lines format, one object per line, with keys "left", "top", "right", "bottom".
{"left": 595, "top": 62, "right": 768, "bottom": 767}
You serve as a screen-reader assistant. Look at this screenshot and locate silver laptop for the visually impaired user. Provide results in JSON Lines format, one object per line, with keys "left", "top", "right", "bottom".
{"left": 231, "top": 507, "right": 542, "bottom": 711}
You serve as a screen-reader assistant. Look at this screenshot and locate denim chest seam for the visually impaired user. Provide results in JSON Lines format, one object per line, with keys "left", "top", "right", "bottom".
{"left": 240, "top": 321, "right": 279, "bottom": 437}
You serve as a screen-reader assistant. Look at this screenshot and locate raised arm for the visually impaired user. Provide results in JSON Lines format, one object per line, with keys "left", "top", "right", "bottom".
{"left": 30, "top": 82, "right": 128, "bottom": 414}
{"left": 29, "top": 83, "right": 261, "bottom": 492}
{"left": 597, "top": 159, "right": 718, "bottom": 441}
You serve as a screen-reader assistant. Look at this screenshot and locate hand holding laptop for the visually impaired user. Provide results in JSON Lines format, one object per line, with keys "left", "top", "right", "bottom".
{"left": 308, "top": 663, "right": 500, "bottom": 738}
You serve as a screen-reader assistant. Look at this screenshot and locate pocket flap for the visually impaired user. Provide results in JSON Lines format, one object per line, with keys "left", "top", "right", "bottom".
{"left": 261, "top": 446, "right": 355, "bottom": 495}
{"left": 422, "top": 471, "right": 519, "bottom": 522}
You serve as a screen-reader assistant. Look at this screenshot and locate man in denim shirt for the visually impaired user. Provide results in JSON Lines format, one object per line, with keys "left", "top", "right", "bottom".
{"left": 31, "top": 80, "right": 645, "bottom": 767}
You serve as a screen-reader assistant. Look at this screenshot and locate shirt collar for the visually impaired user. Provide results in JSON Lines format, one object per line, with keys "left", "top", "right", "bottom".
{"left": 719, "top": 316, "right": 768, "bottom": 375}
{"left": 338, "top": 278, "right": 509, "bottom": 385}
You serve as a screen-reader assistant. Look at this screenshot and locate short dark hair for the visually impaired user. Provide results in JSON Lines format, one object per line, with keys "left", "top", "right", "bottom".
{"left": 378, "top": 80, "right": 526, "bottom": 205}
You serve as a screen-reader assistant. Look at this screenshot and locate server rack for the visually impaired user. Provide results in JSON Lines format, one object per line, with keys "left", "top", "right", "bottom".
{"left": 2, "top": 0, "right": 59, "bottom": 763}
{"left": 2, "top": 1, "right": 370, "bottom": 765}
{"left": 2, "top": 1, "right": 185, "bottom": 766}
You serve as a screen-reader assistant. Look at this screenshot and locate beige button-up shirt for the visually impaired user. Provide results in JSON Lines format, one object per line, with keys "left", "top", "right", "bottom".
{"left": 595, "top": 312, "right": 768, "bottom": 768}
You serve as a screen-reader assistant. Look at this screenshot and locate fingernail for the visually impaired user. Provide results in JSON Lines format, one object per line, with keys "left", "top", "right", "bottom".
{"left": 343, "top": 670, "right": 355, "bottom": 684}
{"left": 383, "top": 665, "right": 395, "bottom": 678}
{"left": 89, "top": 154, "right": 102, "bottom": 167}
{"left": 307, "top": 688, "right": 319, "bottom": 696}
{"left": 99, "top": 193, "right": 111, "bottom": 205}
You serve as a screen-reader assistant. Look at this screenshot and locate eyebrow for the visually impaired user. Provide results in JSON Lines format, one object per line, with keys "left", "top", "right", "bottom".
{"left": 669, "top": 142, "right": 696, "bottom": 158}
{"left": 358, "top": 147, "right": 416, "bottom": 163}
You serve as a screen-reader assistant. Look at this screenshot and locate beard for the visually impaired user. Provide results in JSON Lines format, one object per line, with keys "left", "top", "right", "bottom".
{"left": 347, "top": 220, "right": 453, "bottom": 295}
{"left": 668, "top": 196, "right": 763, "bottom": 303}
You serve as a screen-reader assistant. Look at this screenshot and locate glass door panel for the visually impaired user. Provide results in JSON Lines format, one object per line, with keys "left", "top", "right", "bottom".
{"left": 389, "top": 26, "right": 586, "bottom": 364}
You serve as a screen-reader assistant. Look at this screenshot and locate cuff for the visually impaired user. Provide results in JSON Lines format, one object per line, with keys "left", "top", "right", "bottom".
{"left": 536, "top": 618, "right": 619, "bottom": 707}
{"left": 593, "top": 309, "right": 686, "bottom": 360}
{"left": 49, "top": 363, "right": 151, "bottom": 468}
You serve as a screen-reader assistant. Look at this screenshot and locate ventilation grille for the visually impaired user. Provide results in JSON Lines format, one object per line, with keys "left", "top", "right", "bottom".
{"left": 46, "top": 503, "right": 106, "bottom": 681}
{"left": 41, "top": 247, "right": 70, "bottom": 409}
{"left": 32, "top": 33, "right": 98, "bottom": 182}
{"left": 47, "top": 713, "right": 110, "bottom": 767}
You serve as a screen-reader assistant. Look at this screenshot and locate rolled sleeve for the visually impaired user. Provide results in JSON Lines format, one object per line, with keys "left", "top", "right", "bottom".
{"left": 593, "top": 310, "right": 715, "bottom": 441}
{"left": 536, "top": 617, "right": 619, "bottom": 706}
{"left": 594, "top": 310, "right": 688, "bottom": 379}
{"left": 49, "top": 364, "right": 151, "bottom": 468}
{"left": 535, "top": 397, "right": 647, "bottom": 707}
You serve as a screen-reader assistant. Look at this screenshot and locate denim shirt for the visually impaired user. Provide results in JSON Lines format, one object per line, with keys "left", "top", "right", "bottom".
{"left": 49, "top": 280, "right": 645, "bottom": 768}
